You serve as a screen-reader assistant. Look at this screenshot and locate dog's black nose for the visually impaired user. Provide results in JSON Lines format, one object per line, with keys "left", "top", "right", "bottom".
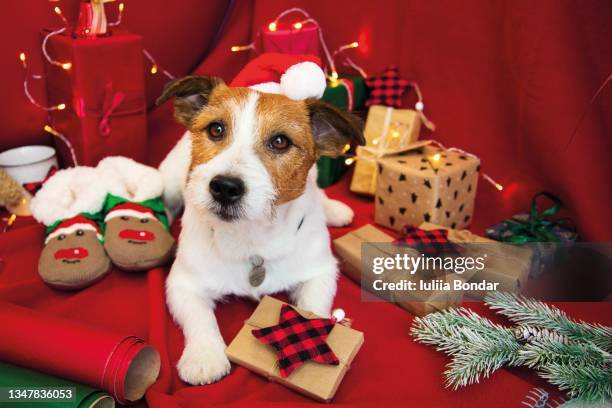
{"left": 209, "top": 175, "right": 245, "bottom": 205}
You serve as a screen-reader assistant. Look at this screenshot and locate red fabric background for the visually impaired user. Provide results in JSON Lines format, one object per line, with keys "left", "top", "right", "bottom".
{"left": 1, "top": 1, "right": 611, "bottom": 407}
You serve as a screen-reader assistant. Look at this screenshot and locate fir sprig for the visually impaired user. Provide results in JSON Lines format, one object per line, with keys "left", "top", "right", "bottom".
{"left": 540, "top": 363, "right": 612, "bottom": 402}
{"left": 519, "top": 336, "right": 611, "bottom": 369}
{"left": 484, "top": 292, "right": 612, "bottom": 353}
{"left": 412, "top": 308, "right": 522, "bottom": 388}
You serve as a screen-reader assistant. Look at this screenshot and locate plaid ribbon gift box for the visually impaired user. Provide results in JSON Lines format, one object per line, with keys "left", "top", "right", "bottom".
{"left": 226, "top": 296, "right": 364, "bottom": 402}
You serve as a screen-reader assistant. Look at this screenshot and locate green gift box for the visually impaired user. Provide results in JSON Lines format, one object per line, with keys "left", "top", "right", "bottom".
{"left": 317, "top": 75, "right": 367, "bottom": 188}
{"left": 321, "top": 75, "right": 367, "bottom": 112}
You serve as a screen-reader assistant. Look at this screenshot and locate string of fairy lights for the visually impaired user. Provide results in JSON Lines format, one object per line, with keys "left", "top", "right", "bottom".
{"left": 230, "top": 7, "right": 503, "bottom": 191}
{"left": 19, "top": 2, "right": 174, "bottom": 166}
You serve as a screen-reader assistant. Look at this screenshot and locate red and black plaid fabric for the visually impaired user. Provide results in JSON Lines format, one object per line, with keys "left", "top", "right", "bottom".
{"left": 23, "top": 165, "right": 57, "bottom": 195}
{"left": 365, "top": 66, "right": 411, "bottom": 108}
{"left": 252, "top": 304, "right": 339, "bottom": 378}
{"left": 393, "top": 226, "right": 463, "bottom": 256}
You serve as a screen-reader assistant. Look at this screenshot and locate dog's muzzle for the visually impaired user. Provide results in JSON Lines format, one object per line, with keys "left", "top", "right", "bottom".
{"left": 208, "top": 175, "right": 247, "bottom": 221}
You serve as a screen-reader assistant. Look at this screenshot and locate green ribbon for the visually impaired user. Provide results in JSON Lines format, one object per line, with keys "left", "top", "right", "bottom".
{"left": 499, "top": 192, "right": 575, "bottom": 243}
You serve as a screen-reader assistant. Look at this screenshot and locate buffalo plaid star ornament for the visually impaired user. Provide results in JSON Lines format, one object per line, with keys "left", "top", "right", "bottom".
{"left": 393, "top": 226, "right": 463, "bottom": 256}
{"left": 365, "top": 66, "right": 411, "bottom": 108}
{"left": 252, "top": 304, "right": 339, "bottom": 378}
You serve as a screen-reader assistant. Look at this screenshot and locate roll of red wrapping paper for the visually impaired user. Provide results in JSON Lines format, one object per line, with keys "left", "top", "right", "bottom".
{"left": 0, "top": 302, "right": 160, "bottom": 405}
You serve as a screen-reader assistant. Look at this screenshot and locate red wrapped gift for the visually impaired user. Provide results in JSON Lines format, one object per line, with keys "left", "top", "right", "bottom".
{"left": 43, "top": 30, "right": 147, "bottom": 166}
{"left": 262, "top": 22, "right": 320, "bottom": 57}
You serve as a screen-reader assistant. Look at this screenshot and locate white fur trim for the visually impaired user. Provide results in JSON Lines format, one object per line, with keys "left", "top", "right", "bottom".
{"left": 45, "top": 223, "right": 101, "bottom": 244}
{"left": 104, "top": 209, "right": 157, "bottom": 223}
{"left": 280, "top": 61, "right": 326, "bottom": 100}
{"left": 30, "top": 167, "right": 111, "bottom": 226}
{"left": 249, "top": 82, "right": 282, "bottom": 94}
{"left": 97, "top": 156, "right": 163, "bottom": 202}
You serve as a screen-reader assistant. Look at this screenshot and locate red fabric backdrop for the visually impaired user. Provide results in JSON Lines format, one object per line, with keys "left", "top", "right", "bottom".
{"left": 1, "top": 1, "right": 611, "bottom": 407}
{"left": 2, "top": 0, "right": 610, "bottom": 239}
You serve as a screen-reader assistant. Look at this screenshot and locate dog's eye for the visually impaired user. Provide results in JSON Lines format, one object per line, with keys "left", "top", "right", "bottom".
{"left": 207, "top": 122, "right": 225, "bottom": 141}
{"left": 267, "top": 134, "right": 292, "bottom": 152}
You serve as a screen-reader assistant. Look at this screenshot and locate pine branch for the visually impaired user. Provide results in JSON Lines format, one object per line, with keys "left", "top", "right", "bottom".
{"left": 485, "top": 292, "right": 612, "bottom": 353}
{"left": 539, "top": 362, "right": 612, "bottom": 402}
{"left": 411, "top": 308, "right": 522, "bottom": 388}
{"left": 519, "top": 336, "right": 611, "bottom": 369}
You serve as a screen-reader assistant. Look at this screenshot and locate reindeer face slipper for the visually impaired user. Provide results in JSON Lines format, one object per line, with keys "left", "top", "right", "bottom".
{"left": 39, "top": 214, "right": 111, "bottom": 289}
{"left": 103, "top": 195, "right": 175, "bottom": 271}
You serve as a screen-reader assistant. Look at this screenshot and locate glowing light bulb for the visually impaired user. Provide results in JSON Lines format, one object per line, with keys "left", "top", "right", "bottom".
{"left": 343, "top": 143, "right": 351, "bottom": 153}
{"left": 390, "top": 130, "right": 400, "bottom": 138}
{"left": 431, "top": 153, "right": 441, "bottom": 162}
{"left": 495, "top": 183, "right": 504, "bottom": 191}
{"left": 372, "top": 138, "right": 379, "bottom": 146}
{"left": 119, "top": 3, "right": 125, "bottom": 12}
{"left": 231, "top": 46, "right": 239, "bottom": 52}
{"left": 268, "top": 22, "right": 277, "bottom": 32}
{"left": 331, "top": 71, "right": 339, "bottom": 81}
{"left": 350, "top": 42, "right": 359, "bottom": 48}
{"left": 61, "top": 62, "right": 72, "bottom": 70}
{"left": 293, "top": 22, "right": 303, "bottom": 29}
{"left": 344, "top": 158, "right": 355, "bottom": 165}
{"left": 150, "top": 64, "right": 158, "bottom": 74}
{"left": 19, "top": 52, "right": 26, "bottom": 62}
{"left": 57, "top": 103, "right": 66, "bottom": 110}
{"left": 54, "top": 6, "right": 61, "bottom": 14}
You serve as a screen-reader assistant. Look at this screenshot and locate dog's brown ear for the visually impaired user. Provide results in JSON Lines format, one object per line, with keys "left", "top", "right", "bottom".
{"left": 156, "top": 76, "right": 225, "bottom": 126}
{"left": 305, "top": 99, "right": 365, "bottom": 157}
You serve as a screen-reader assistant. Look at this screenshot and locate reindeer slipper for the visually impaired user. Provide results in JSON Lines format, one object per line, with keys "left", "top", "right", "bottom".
{"left": 97, "top": 157, "right": 176, "bottom": 271}
{"left": 30, "top": 167, "right": 113, "bottom": 290}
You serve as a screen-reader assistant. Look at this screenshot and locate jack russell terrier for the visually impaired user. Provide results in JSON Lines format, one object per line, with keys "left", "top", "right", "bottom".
{"left": 157, "top": 70, "right": 364, "bottom": 385}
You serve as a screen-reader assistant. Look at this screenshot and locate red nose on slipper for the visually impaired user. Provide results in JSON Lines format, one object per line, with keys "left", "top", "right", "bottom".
{"left": 54, "top": 247, "right": 89, "bottom": 260}
{"left": 119, "top": 229, "right": 155, "bottom": 241}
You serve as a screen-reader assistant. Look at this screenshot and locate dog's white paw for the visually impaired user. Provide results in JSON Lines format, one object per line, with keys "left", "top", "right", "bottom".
{"left": 177, "top": 341, "right": 231, "bottom": 385}
{"left": 324, "top": 198, "right": 354, "bottom": 227}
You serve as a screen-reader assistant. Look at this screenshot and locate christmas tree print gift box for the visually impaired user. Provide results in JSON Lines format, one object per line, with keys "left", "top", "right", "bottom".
{"left": 374, "top": 141, "right": 479, "bottom": 231}
{"left": 225, "top": 296, "right": 364, "bottom": 402}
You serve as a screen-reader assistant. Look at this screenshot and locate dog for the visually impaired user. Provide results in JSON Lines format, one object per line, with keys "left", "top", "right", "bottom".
{"left": 157, "top": 75, "right": 364, "bottom": 385}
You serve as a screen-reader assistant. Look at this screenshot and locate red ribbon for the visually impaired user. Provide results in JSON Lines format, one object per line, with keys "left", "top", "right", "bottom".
{"left": 98, "top": 82, "right": 125, "bottom": 137}
{"left": 23, "top": 166, "right": 57, "bottom": 195}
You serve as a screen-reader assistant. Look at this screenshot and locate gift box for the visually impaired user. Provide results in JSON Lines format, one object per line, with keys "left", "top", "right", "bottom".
{"left": 350, "top": 105, "right": 422, "bottom": 195}
{"left": 419, "top": 222, "right": 533, "bottom": 295}
{"left": 226, "top": 296, "right": 363, "bottom": 402}
{"left": 43, "top": 30, "right": 147, "bottom": 166}
{"left": 485, "top": 192, "right": 577, "bottom": 278}
{"left": 315, "top": 75, "right": 368, "bottom": 188}
{"left": 374, "top": 142, "right": 479, "bottom": 231}
{"left": 262, "top": 22, "right": 320, "bottom": 57}
{"left": 333, "top": 224, "right": 465, "bottom": 316}
{"left": 321, "top": 75, "right": 367, "bottom": 112}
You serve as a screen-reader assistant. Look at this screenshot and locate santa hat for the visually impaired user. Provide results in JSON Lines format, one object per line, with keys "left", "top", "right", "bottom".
{"left": 230, "top": 53, "right": 326, "bottom": 100}
{"left": 104, "top": 202, "right": 157, "bottom": 223}
{"left": 46, "top": 214, "right": 103, "bottom": 244}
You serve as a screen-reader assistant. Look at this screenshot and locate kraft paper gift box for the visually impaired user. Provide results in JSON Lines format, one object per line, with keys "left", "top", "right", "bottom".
{"left": 419, "top": 222, "right": 533, "bottom": 295}
{"left": 332, "top": 224, "right": 465, "bottom": 316}
{"left": 43, "top": 30, "right": 147, "bottom": 166}
{"left": 350, "top": 105, "right": 422, "bottom": 195}
{"left": 225, "top": 296, "right": 364, "bottom": 402}
{"left": 374, "top": 142, "right": 480, "bottom": 231}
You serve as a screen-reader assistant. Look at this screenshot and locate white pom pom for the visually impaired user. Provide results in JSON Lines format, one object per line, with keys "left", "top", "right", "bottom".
{"left": 332, "top": 308, "right": 346, "bottom": 323}
{"left": 280, "top": 61, "right": 327, "bottom": 100}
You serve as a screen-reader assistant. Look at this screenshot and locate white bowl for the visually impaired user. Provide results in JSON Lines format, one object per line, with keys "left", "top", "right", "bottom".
{"left": 0, "top": 145, "right": 59, "bottom": 185}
